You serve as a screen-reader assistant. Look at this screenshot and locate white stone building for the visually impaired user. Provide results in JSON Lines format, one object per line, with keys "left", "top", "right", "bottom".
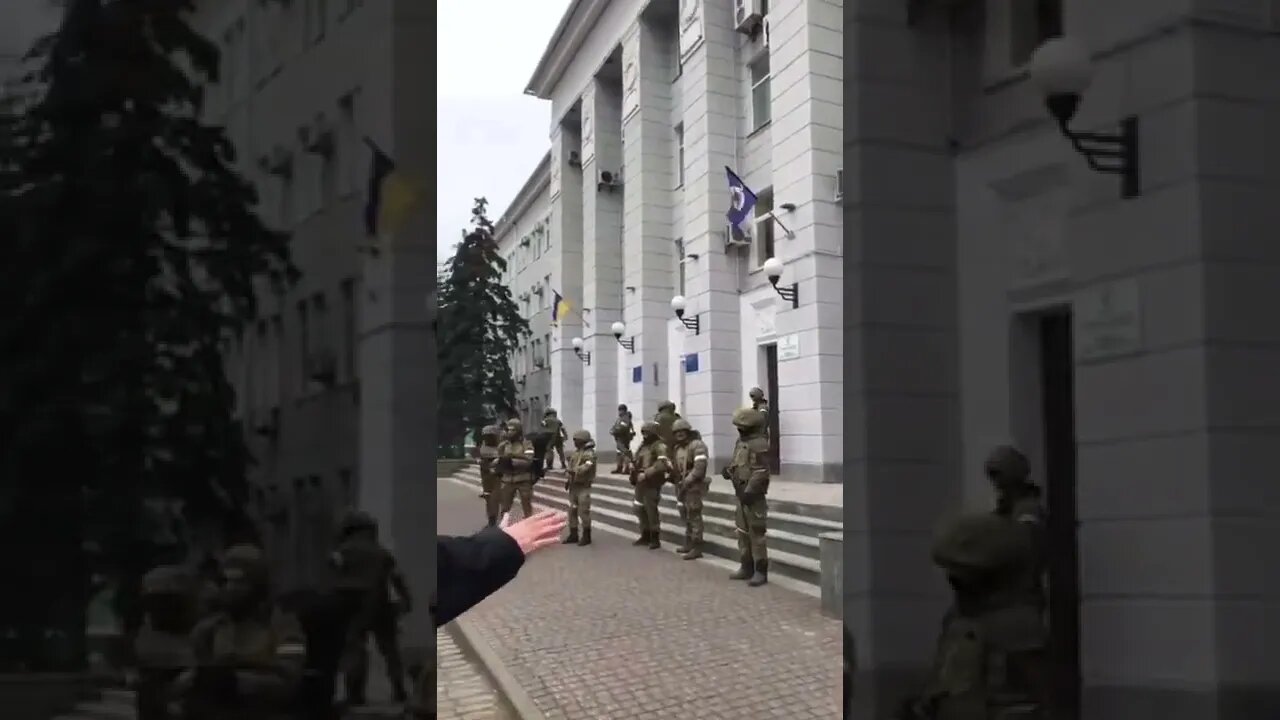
{"left": 492, "top": 153, "right": 558, "bottom": 427}
{"left": 518, "top": 0, "right": 843, "bottom": 482}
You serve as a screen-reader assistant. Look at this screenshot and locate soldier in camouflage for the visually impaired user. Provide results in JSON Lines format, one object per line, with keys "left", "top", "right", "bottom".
{"left": 610, "top": 404, "right": 635, "bottom": 473}
{"left": 496, "top": 419, "right": 537, "bottom": 519}
{"left": 652, "top": 400, "right": 681, "bottom": 448}
{"left": 898, "top": 508, "right": 1048, "bottom": 720}
{"left": 133, "top": 565, "right": 197, "bottom": 720}
{"left": 541, "top": 408, "right": 568, "bottom": 470}
{"left": 476, "top": 424, "right": 502, "bottom": 526}
{"left": 629, "top": 421, "right": 671, "bottom": 549}
{"left": 563, "top": 429, "right": 597, "bottom": 546}
{"left": 986, "top": 445, "right": 1047, "bottom": 583}
{"left": 748, "top": 387, "right": 770, "bottom": 439}
{"left": 175, "top": 545, "right": 307, "bottom": 720}
{"left": 670, "top": 418, "right": 710, "bottom": 560}
{"left": 722, "top": 407, "right": 772, "bottom": 586}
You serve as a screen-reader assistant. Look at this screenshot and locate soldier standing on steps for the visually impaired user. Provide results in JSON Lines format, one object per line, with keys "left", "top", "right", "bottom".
{"left": 748, "top": 387, "right": 771, "bottom": 439}
{"left": 563, "top": 429, "right": 597, "bottom": 546}
{"left": 671, "top": 418, "right": 710, "bottom": 560}
{"left": 476, "top": 424, "right": 503, "bottom": 526}
{"left": 495, "top": 419, "right": 537, "bottom": 519}
{"left": 541, "top": 408, "right": 568, "bottom": 470}
{"left": 722, "top": 407, "right": 772, "bottom": 586}
{"left": 610, "top": 404, "right": 635, "bottom": 473}
{"left": 630, "top": 421, "right": 671, "bottom": 549}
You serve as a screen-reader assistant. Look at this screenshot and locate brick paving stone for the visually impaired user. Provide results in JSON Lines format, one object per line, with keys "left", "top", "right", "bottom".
{"left": 435, "top": 625, "right": 515, "bottom": 720}
{"left": 438, "top": 478, "right": 842, "bottom": 719}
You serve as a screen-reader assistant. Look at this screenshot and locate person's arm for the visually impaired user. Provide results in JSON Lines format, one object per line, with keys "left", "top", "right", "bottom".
{"left": 510, "top": 443, "right": 534, "bottom": 471}
{"left": 434, "top": 527, "right": 525, "bottom": 627}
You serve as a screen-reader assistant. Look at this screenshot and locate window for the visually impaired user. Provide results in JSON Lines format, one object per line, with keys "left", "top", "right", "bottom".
{"left": 675, "top": 238, "right": 686, "bottom": 296}
{"left": 1010, "top": 0, "right": 1062, "bottom": 67}
{"left": 545, "top": 213, "right": 552, "bottom": 250}
{"left": 674, "top": 124, "right": 685, "bottom": 188}
{"left": 297, "top": 300, "right": 310, "bottom": 385}
{"left": 544, "top": 333, "right": 551, "bottom": 365}
{"left": 754, "top": 187, "right": 775, "bottom": 266}
{"left": 750, "top": 55, "right": 772, "bottom": 131}
{"left": 338, "top": 92, "right": 359, "bottom": 195}
{"left": 340, "top": 279, "right": 356, "bottom": 381}
{"left": 311, "top": 293, "right": 328, "bottom": 358}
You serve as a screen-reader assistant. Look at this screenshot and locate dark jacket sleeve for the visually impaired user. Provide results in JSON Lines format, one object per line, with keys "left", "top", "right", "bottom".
{"left": 433, "top": 526, "right": 525, "bottom": 627}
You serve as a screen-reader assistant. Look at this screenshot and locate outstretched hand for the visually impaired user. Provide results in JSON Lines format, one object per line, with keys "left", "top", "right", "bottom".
{"left": 499, "top": 510, "right": 567, "bottom": 555}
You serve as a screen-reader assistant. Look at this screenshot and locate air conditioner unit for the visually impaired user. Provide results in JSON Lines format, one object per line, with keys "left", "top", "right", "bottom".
{"left": 567, "top": 150, "right": 582, "bottom": 168}
{"left": 834, "top": 168, "right": 844, "bottom": 201}
{"left": 734, "top": 0, "right": 764, "bottom": 33}
{"left": 724, "top": 223, "right": 753, "bottom": 250}
{"left": 597, "top": 168, "right": 623, "bottom": 192}
{"left": 761, "top": 16, "right": 771, "bottom": 48}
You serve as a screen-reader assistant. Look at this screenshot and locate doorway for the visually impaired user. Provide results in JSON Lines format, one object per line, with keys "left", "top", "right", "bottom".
{"left": 1038, "top": 311, "right": 1081, "bottom": 719}
{"left": 762, "top": 343, "right": 781, "bottom": 473}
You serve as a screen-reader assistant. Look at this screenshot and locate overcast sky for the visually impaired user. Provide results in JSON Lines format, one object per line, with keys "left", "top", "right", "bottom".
{"left": 436, "top": 0, "right": 571, "bottom": 263}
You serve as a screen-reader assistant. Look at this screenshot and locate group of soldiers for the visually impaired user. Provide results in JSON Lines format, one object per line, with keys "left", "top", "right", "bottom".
{"left": 130, "top": 509, "right": 418, "bottom": 719}
{"left": 474, "top": 388, "right": 775, "bottom": 586}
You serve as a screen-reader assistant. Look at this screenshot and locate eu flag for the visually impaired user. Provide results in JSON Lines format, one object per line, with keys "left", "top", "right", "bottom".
{"left": 725, "top": 166, "right": 758, "bottom": 232}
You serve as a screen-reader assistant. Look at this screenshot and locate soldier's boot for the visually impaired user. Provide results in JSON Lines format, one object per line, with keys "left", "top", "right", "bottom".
{"left": 632, "top": 530, "right": 649, "bottom": 546}
{"left": 563, "top": 529, "right": 579, "bottom": 544}
{"left": 747, "top": 559, "right": 769, "bottom": 587}
{"left": 730, "top": 555, "right": 754, "bottom": 580}
{"left": 682, "top": 541, "right": 704, "bottom": 560}
{"left": 675, "top": 532, "right": 692, "bottom": 554}
{"left": 647, "top": 530, "right": 661, "bottom": 549}
{"left": 579, "top": 528, "right": 592, "bottom": 546}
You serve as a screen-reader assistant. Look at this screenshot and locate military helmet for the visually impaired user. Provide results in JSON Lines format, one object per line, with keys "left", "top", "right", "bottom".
{"left": 732, "top": 407, "right": 766, "bottom": 430}
{"left": 931, "top": 512, "right": 1030, "bottom": 579}
{"left": 572, "top": 429, "right": 592, "bottom": 443}
{"left": 481, "top": 424, "right": 501, "bottom": 437}
{"left": 671, "top": 418, "right": 693, "bottom": 433}
{"left": 505, "top": 419, "right": 524, "bottom": 433}
{"left": 984, "top": 445, "right": 1030, "bottom": 482}
{"left": 544, "top": 408, "right": 557, "bottom": 416}
{"left": 640, "top": 421, "right": 660, "bottom": 436}
{"left": 657, "top": 400, "right": 676, "bottom": 413}
{"left": 617, "top": 404, "right": 628, "bottom": 413}
{"left": 339, "top": 508, "right": 377, "bottom": 534}
{"left": 748, "top": 387, "right": 765, "bottom": 400}
{"left": 142, "top": 565, "right": 193, "bottom": 597}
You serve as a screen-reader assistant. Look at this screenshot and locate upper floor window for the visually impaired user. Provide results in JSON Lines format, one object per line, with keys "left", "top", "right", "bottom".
{"left": 674, "top": 123, "right": 685, "bottom": 189}
{"left": 1009, "top": 0, "right": 1062, "bottom": 67}
{"left": 749, "top": 55, "right": 771, "bottom": 131}
{"left": 754, "top": 187, "right": 775, "bottom": 267}
{"left": 675, "top": 238, "right": 686, "bottom": 296}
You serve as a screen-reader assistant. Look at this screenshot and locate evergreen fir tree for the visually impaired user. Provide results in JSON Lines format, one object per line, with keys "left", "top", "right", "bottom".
{"left": 0, "top": 0, "right": 294, "bottom": 667}
{"left": 438, "top": 199, "right": 528, "bottom": 450}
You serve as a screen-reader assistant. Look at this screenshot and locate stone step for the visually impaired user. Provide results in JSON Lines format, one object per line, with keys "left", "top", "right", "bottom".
{"left": 456, "top": 467, "right": 841, "bottom": 540}
{"left": 455, "top": 467, "right": 821, "bottom": 559}
{"left": 449, "top": 470, "right": 820, "bottom": 587}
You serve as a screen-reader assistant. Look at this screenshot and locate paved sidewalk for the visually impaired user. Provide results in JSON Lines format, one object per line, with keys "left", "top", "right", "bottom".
{"left": 438, "top": 478, "right": 842, "bottom": 720}
{"left": 438, "top": 626, "right": 516, "bottom": 720}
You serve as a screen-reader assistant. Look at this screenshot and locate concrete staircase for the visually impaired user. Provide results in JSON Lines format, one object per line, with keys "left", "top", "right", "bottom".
{"left": 448, "top": 466, "right": 841, "bottom": 591}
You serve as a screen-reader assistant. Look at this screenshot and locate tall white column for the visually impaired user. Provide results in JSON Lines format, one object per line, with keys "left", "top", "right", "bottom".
{"left": 581, "top": 81, "right": 626, "bottom": 445}
{"left": 548, "top": 127, "right": 585, "bottom": 432}
{"left": 677, "top": 0, "right": 742, "bottom": 466}
{"left": 621, "top": 20, "right": 676, "bottom": 421}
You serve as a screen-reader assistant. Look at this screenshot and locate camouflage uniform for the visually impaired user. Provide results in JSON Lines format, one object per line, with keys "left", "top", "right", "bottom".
{"left": 476, "top": 425, "right": 502, "bottom": 526}
{"left": 331, "top": 510, "right": 411, "bottom": 705}
{"left": 630, "top": 421, "right": 671, "bottom": 549}
{"left": 749, "top": 386, "right": 770, "bottom": 439}
{"left": 723, "top": 407, "right": 772, "bottom": 586}
{"left": 563, "top": 429, "right": 597, "bottom": 546}
{"left": 180, "top": 545, "right": 306, "bottom": 720}
{"left": 495, "top": 419, "right": 537, "bottom": 519}
{"left": 610, "top": 405, "right": 635, "bottom": 473}
{"left": 542, "top": 408, "right": 568, "bottom": 470}
{"left": 670, "top": 418, "right": 710, "bottom": 559}
{"left": 652, "top": 400, "right": 681, "bottom": 449}
{"left": 902, "top": 511, "right": 1048, "bottom": 720}
{"left": 134, "top": 565, "right": 197, "bottom": 720}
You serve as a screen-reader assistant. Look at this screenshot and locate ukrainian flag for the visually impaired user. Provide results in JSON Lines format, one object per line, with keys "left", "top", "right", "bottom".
{"left": 363, "top": 139, "right": 420, "bottom": 238}
{"left": 552, "top": 291, "right": 571, "bottom": 325}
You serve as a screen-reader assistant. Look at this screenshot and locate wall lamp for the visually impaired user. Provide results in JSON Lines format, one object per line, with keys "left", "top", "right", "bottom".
{"left": 670, "top": 295, "right": 700, "bottom": 335}
{"left": 1028, "top": 37, "right": 1140, "bottom": 199}
{"left": 611, "top": 321, "right": 635, "bottom": 352}
{"left": 570, "top": 336, "right": 591, "bottom": 365}
{"left": 762, "top": 257, "right": 799, "bottom": 308}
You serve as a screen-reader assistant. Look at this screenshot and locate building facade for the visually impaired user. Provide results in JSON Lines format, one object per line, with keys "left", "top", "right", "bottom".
{"left": 524, "top": 0, "right": 844, "bottom": 481}
{"left": 846, "top": 1, "right": 1280, "bottom": 718}
{"left": 493, "top": 154, "right": 557, "bottom": 428}
{"left": 189, "top": 0, "right": 437, "bottom": 658}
